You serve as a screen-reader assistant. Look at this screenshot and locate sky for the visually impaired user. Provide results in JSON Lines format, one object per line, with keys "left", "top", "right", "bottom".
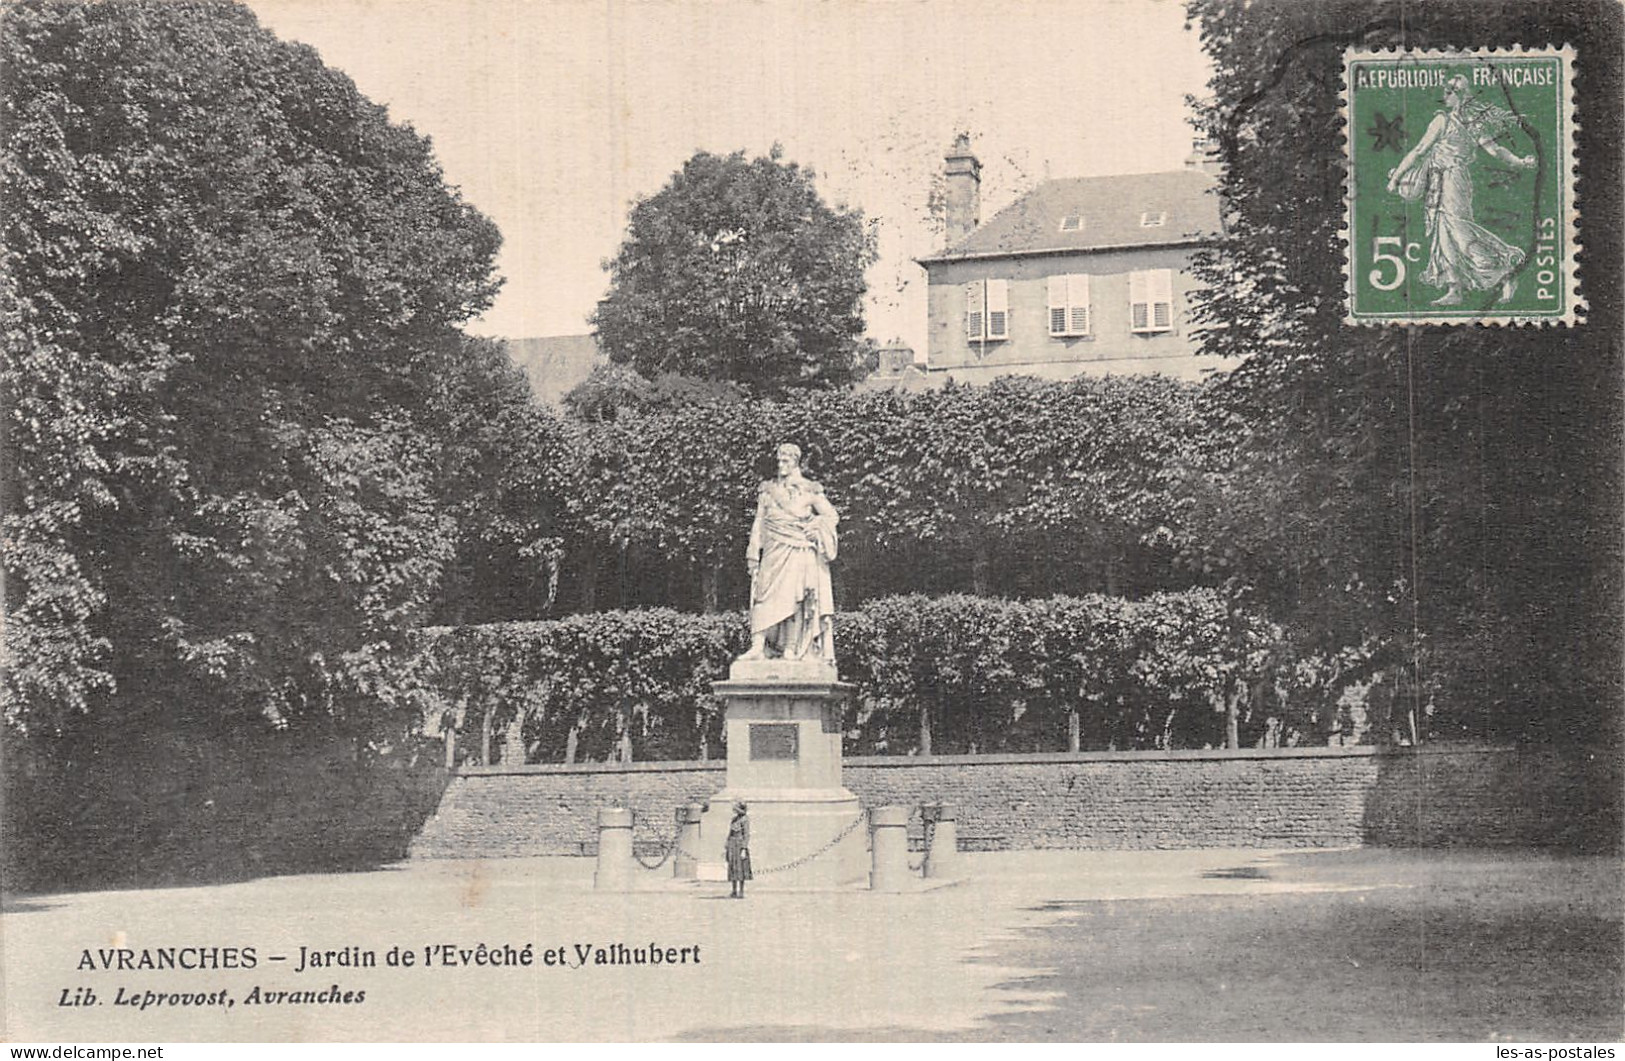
{"left": 246, "top": 0, "right": 1213, "bottom": 355}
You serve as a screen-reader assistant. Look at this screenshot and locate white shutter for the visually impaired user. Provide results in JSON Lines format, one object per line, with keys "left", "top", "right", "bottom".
{"left": 1047, "top": 275, "right": 1068, "bottom": 335}
{"left": 1129, "top": 270, "right": 1151, "bottom": 331}
{"left": 964, "top": 281, "right": 985, "bottom": 341}
{"left": 985, "top": 278, "right": 1008, "bottom": 339}
{"left": 1150, "top": 269, "right": 1173, "bottom": 330}
{"left": 1067, "top": 273, "right": 1091, "bottom": 335}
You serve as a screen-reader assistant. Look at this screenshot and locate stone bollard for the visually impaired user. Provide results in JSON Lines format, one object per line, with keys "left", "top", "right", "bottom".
{"left": 923, "top": 802, "right": 960, "bottom": 879}
{"left": 593, "top": 807, "right": 634, "bottom": 891}
{"left": 673, "top": 802, "right": 703, "bottom": 879}
{"left": 869, "top": 805, "right": 911, "bottom": 892}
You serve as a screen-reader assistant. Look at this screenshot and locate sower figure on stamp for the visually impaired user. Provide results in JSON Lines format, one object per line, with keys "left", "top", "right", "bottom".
{"left": 1386, "top": 72, "right": 1536, "bottom": 305}
{"left": 739, "top": 443, "right": 839, "bottom": 664}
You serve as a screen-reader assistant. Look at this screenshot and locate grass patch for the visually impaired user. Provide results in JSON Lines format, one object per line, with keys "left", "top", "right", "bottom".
{"left": 973, "top": 849, "right": 1623, "bottom": 1041}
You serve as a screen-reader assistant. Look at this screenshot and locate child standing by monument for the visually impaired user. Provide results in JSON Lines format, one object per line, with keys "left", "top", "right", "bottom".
{"left": 726, "top": 803, "right": 752, "bottom": 898}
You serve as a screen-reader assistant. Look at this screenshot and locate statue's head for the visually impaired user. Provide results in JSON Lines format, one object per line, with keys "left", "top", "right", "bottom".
{"left": 775, "top": 443, "right": 802, "bottom": 477}
{"left": 1444, "top": 72, "right": 1471, "bottom": 107}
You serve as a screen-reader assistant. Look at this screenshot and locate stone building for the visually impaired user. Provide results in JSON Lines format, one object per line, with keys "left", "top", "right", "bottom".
{"left": 853, "top": 340, "right": 933, "bottom": 393}
{"left": 917, "top": 135, "right": 1226, "bottom": 384}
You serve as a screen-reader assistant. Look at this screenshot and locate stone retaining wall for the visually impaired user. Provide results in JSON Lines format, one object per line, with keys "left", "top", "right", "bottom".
{"left": 408, "top": 743, "right": 1617, "bottom": 859}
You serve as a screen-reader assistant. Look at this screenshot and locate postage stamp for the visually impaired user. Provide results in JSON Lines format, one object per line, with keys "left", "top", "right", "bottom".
{"left": 1344, "top": 46, "right": 1580, "bottom": 325}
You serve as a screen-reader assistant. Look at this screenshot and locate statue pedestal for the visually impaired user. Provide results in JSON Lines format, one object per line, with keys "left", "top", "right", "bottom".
{"left": 697, "top": 659, "right": 867, "bottom": 889}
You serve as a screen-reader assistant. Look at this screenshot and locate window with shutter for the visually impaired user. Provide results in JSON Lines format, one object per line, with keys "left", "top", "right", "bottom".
{"left": 1129, "top": 270, "right": 1150, "bottom": 330}
{"left": 964, "top": 281, "right": 984, "bottom": 341}
{"left": 964, "top": 279, "right": 1008, "bottom": 343}
{"left": 1067, "top": 274, "right": 1090, "bottom": 335}
{"left": 1129, "top": 268, "right": 1174, "bottom": 333}
{"left": 1048, "top": 274, "right": 1091, "bottom": 337}
{"left": 985, "top": 278, "right": 1008, "bottom": 339}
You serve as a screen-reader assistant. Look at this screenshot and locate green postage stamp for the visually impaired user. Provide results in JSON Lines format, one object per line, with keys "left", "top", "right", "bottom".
{"left": 1344, "top": 46, "right": 1579, "bottom": 325}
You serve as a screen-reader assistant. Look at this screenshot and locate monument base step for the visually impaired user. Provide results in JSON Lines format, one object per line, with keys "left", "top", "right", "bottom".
{"left": 674, "top": 872, "right": 964, "bottom": 894}
{"left": 694, "top": 790, "right": 868, "bottom": 889}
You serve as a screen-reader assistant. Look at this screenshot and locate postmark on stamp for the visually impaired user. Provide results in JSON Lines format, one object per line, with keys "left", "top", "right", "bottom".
{"left": 1344, "top": 46, "right": 1579, "bottom": 325}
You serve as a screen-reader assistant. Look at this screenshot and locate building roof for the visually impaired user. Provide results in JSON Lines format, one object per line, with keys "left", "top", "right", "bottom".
{"left": 851, "top": 341, "right": 938, "bottom": 393}
{"left": 854, "top": 362, "right": 939, "bottom": 394}
{"left": 503, "top": 334, "right": 604, "bottom": 406}
{"left": 920, "top": 168, "right": 1220, "bottom": 264}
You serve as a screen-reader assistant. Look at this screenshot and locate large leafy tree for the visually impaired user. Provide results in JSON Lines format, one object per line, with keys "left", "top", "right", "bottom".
{"left": 1181, "top": 0, "right": 1622, "bottom": 742}
{"left": 591, "top": 147, "right": 877, "bottom": 398}
{"left": 1, "top": 0, "right": 505, "bottom": 742}
{"left": 418, "top": 335, "right": 567, "bottom": 626}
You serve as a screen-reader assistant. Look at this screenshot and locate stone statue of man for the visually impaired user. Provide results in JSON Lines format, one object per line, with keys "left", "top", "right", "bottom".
{"left": 739, "top": 443, "right": 838, "bottom": 663}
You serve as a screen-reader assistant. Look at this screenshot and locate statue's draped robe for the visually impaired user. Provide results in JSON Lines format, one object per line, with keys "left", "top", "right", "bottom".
{"left": 1390, "top": 102, "right": 1525, "bottom": 294}
{"left": 749, "top": 479, "right": 837, "bottom": 660}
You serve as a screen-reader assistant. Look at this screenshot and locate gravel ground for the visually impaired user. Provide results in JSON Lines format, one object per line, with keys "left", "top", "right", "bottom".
{"left": 5, "top": 847, "right": 1618, "bottom": 1042}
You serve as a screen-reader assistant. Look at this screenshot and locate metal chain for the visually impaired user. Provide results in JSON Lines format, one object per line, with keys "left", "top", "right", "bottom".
{"left": 754, "top": 811, "right": 869, "bottom": 876}
{"left": 628, "top": 808, "right": 869, "bottom": 877}
{"left": 630, "top": 815, "right": 680, "bottom": 871}
{"left": 908, "top": 820, "right": 933, "bottom": 872}
{"left": 630, "top": 813, "right": 707, "bottom": 871}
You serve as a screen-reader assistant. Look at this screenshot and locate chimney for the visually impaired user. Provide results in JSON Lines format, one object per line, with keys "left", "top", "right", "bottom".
{"left": 1184, "top": 135, "right": 1223, "bottom": 176}
{"left": 879, "top": 341, "right": 915, "bottom": 375}
{"left": 943, "top": 133, "right": 982, "bottom": 248}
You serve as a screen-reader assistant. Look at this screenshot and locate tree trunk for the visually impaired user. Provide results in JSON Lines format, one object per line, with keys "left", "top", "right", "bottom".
{"left": 564, "top": 722, "right": 580, "bottom": 765}
{"left": 919, "top": 703, "right": 933, "bottom": 756}
{"left": 701, "top": 563, "right": 721, "bottom": 614}
{"left": 504, "top": 711, "right": 527, "bottom": 765}
{"left": 444, "top": 585, "right": 468, "bottom": 628}
{"left": 1225, "top": 692, "right": 1240, "bottom": 750}
{"left": 971, "top": 546, "right": 991, "bottom": 596}
{"left": 579, "top": 543, "right": 597, "bottom": 612}
{"left": 1082, "top": 700, "right": 1109, "bottom": 751}
{"left": 1067, "top": 707, "right": 1081, "bottom": 752}
{"left": 615, "top": 700, "right": 634, "bottom": 764}
{"left": 479, "top": 704, "right": 493, "bottom": 766}
{"left": 443, "top": 726, "right": 457, "bottom": 770}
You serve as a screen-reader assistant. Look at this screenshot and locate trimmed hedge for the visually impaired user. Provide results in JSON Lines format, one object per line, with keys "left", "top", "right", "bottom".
{"left": 420, "top": 589, "right": 1280, "bottom": 763}
{"left": 552, "top": 374, "right": 1210, "bottom": 611}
